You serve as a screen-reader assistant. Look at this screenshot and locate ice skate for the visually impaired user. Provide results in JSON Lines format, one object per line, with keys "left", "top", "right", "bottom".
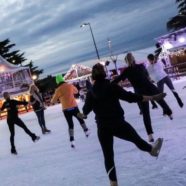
{"left": 11, "top": 147, "right": 17, "bottom": 155}
{"left": 84, "top": 129, "right": 90, "bottom": 137}
{"left": 110, "top": 181, "right": 118, "bottom": 186}
{"left": 70, "top": 141, "right": 75, "bottom": 148}
{"left": 148, "top": 134, "right": 154, "bottom": 142}
{"left": 168, "top": 114, "right": 173, "bottom": 120}
{"left": 32, "top": 135, "right": 40, "bottom": 142}
{"left": 150, "top": 138, "right": 163, "bottom": 158}
{"left": 44, "top": 128, "right": 51, "bottom": 133}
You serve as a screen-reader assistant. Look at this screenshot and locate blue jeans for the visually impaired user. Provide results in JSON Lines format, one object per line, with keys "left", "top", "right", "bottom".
{"left": 35, "top": 109, "right": 46, "bottom": 129}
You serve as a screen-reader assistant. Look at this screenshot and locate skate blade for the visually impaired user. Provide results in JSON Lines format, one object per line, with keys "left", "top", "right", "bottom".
{"left": 156, "top": 138, "right": 164, "bottom": 160}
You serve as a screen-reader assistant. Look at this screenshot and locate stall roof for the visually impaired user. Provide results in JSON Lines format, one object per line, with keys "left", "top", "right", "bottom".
{"left": 64, "top": 64, "right": 92, "bottom": 81}
{"left": 156, "top": 27, "right": 186, "bottom": 41}
{"left": 0, "top": 55, "right": 28, "bottom": 73}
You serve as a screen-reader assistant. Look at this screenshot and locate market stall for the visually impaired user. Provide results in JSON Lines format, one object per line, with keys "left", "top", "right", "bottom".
{"left": 0, "top": 55, "right": 33, "bottom": 118}
{"left": 156, "top": 27, "right": 186, "bottom": 77}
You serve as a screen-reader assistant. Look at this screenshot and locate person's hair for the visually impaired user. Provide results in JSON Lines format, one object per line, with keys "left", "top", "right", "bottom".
{"left": 155, "top": 42, "right": 161, "bottom": 48}
{"left": 92, "top": 63, "right": 106, "bottom": 81}
{"left": 125, "top": 53, "right": 136, "bottom": 66}
{"left": 147, "top": 54, "right": 155, "bottom": 61}
{"left": 3, "top": 92, "right": 9, "bottom": 97}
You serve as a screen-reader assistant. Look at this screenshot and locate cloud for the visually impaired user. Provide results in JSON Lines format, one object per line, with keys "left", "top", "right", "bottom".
{"left": 0, "top": 0, "right": 177, "bottom": 77}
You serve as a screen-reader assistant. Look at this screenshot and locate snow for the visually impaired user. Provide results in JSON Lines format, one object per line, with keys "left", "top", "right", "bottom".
{"left": 0, "top": 78, "right": 186, "bottom": 186}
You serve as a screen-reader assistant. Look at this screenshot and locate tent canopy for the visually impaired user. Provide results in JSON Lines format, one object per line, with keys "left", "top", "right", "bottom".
{"left": 64, "top": 64, "right": 92, "bottom": 81}
{"left": 0, "top": 55, "right": 27, "bottom": 72}
{"left": 0, "top": 55, "right": 32, "bottom": 98}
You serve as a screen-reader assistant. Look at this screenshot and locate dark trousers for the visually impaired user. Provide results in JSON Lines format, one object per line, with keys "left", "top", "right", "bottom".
{"left": 136, "top": 84, "right": 172, "bottom": 135}
{"left": 7, "top": 117, "right": 36, "bottom": 149}
{"left": 138, "top": 101, "right": 153, "bottom": 135}
{"left": 157, "top": 76, "right": 174, "bottom": 92}
{"left": 35, "top": 109, "right": 46, "bottom": 130}
{"left": 63, "top": 107, "right": 87, "bottom": 141}
{"left": 98, "top": 121, "right": 152, "bottom": 182}
{"left": 157, "top": 76, "right": 183, "bottom": 107}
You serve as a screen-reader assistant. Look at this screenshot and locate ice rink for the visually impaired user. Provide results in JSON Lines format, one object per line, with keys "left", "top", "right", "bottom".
{"left": 0, "top": 78, "right": 186, "bottom": 186}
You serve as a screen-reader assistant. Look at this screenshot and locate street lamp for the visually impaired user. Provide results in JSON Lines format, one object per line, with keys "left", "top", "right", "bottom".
{"left": 32, "top": 74, "right": 38, "bottom": 81}
{"left": 80, "top": 22, "right": 100, "bottom": 60}
{"left": 107, "top": 38, "right": 118, "bottom": 74}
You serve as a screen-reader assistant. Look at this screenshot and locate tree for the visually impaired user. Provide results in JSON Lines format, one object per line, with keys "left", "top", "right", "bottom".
{"left": 167, "top": 0, "right": 186, "bottom": 31}
{"left": 24, "top": 61, "right": 43, "bottom": 78}
{"left": 0, "top": 39, "right": 26, "bottom": 65}
{"left": 0, "top": 38, "right": 43, "bottom": 79}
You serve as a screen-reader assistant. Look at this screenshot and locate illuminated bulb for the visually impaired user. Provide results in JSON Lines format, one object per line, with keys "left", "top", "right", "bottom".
{"left": 163, "top": 41, "right": 173, "bottom": 49}
{"left": 178, "top": 37, "right": 185, "bottom": 43}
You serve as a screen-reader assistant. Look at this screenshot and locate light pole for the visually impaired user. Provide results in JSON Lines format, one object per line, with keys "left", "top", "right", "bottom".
{"left": 80, "top": 22, "right": 100, "bottom": 60}
{"left": 107, "top": 38, "right": 118, "bottom": 74}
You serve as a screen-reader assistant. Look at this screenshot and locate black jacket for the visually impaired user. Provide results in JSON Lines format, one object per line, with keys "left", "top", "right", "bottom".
{"left": 113, "top": 64, "right": 157, "bottom": 94}
{"left": 83, "top": 79, "right": 143, "bottom": 125}
{"left": 30, "top": 91, "right": 44, "bottom": 112}
{"left": 1, "top": 99, "right": 27, "bottom": 119}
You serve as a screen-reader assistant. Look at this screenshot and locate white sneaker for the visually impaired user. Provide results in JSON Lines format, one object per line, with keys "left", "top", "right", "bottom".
{"left": 70, "top": 141, "right": 75, "bottom": 148}
{"left": 150, "top": 138, "right": 163, "bottom": 158}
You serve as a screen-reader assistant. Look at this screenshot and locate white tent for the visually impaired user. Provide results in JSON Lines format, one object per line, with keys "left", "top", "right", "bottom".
{"left": 64, "top": 64, "right": 92, "bottom": 82}
{"left": 0, "top": 55, "right": 33, "bottom": 98}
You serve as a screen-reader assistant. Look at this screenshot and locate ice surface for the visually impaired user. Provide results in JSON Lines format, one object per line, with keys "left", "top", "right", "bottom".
{"left": 0, "top": 78, "right": 186, "bottom": 186}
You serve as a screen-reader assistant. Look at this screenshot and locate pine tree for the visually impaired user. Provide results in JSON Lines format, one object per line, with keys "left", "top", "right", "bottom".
{"left": 0, "top": 38, "right": 43, "bottom": 79}
{"left": 167, "top": 0, "right": 186, "bottom": 31}
{"left": 24, "top": 61, "right": 43, "bottom": 78}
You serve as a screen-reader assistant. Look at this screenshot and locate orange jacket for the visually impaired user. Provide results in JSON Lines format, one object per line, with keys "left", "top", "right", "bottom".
{"left": 51, "top": 83, "right": 78, "bottom": 110}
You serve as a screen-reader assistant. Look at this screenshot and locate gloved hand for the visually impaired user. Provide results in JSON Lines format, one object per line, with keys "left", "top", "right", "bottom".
{"left": 143, "top": 93, "right": 166, "bottom": 102}
{"left": 77, "top": 113, "right": 87, "bottom": 119}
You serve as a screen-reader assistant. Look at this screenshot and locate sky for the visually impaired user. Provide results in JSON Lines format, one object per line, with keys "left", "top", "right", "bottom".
{"left": 0, "top": 0, "right": 177, "bottom": 77}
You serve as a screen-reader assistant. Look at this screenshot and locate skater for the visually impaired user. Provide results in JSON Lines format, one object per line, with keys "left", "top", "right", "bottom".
{"left": 147, "top": 53, "right": 183, "bottom": 108}
{"left": 112, "top": 53, "right": 173, "bottom": 142}
{"left": 51, "top": 74, "right": 90, "bottom": 148}
{"left": 78, "top": 63, "right": 163, "bottom": 186}
{"left": 29, "top": 84, "right": 51, "bottom": 134}
{"left": 0, "top": 92, "right": 40, "bottom": 155}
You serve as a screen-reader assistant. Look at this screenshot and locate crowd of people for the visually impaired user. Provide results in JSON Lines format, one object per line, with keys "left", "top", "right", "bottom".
{"left": 0, "top": 50, "right": 184, "bottom": 186}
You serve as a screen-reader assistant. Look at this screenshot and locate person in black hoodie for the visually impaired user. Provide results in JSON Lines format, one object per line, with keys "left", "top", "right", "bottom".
{"left": 0, "top": 92, "right": 40, "bottom": 155}
{"left": 112, "top": 53, "right": 173, "bottom": 142}
{"left": 78, "top": 63, "right": 164, "bottom": 186}
{"left": 29, "top": 84, "right": 51, "bottom": 134}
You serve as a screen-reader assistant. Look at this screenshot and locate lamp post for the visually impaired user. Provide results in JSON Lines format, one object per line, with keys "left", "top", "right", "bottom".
{"left": 80, "top": 22, "right": 100, "bottom": 60}
{"left": 107, "top": 38, "right": 118, "bottom": 74}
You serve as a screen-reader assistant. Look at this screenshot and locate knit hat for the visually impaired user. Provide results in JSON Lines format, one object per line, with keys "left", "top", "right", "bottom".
{"left": 56, "top": 74, "right": 65, "bottom": 84}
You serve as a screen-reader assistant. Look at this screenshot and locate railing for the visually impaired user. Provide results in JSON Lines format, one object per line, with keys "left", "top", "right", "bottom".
{"left": 164, "top": 62, "right": 186, "bottom": 79}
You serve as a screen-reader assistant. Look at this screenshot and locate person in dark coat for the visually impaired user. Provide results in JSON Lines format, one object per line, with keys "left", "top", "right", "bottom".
{"left": 78, "top": 63, "right": 164, "bottom": 186}
{"left": 112, "top": 53, "right": 173, "bottom": 142}
{"left": 0, "top": 92, "right": 40, "bottom": 155}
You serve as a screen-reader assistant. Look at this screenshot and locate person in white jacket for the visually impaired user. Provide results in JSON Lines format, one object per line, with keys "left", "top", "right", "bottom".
{"left": 147, "top": 54, "right": 183, "bottom": 108}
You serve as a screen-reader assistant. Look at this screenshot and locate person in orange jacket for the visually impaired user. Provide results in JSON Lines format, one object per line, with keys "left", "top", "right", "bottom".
{"left": 51, "top": 74, "right": 90, "bottom": 148}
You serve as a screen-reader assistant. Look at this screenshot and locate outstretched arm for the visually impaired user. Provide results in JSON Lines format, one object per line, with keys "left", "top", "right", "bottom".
{"left": 112, "top": 71, "right": 127, "bottom": 84}
{"left": 111, "top": 84, "right": 166, "bottom": 103}
{"left": 51, "top": 91, "right": 59, "bottom": 104}
{"left": 14, "top": 100, "right": 28, "bottom": 106}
